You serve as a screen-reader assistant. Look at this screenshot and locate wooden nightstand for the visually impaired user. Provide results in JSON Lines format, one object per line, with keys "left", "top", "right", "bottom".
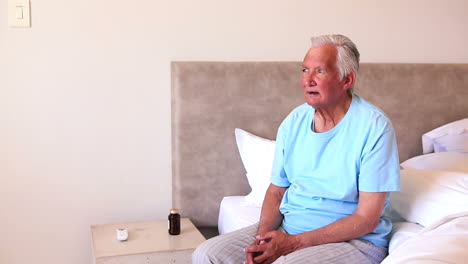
{"left": 91, "top": 218, "right": 206, "bottom": 264}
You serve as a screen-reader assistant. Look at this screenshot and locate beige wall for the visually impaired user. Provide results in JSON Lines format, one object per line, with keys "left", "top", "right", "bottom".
{"left": 1, "top": 0, "right": 467, "bottom": 263}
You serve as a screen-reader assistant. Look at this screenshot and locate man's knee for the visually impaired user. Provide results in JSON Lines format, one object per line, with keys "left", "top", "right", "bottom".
{"left": 192, "top": 224, "right": 258, "bottom": 264}
{"left": 192, "top": 238, "right": 218, "bottom": 264}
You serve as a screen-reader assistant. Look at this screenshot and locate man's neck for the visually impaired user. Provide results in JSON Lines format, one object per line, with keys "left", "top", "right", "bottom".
{"left": 313, "top": 95, "right": 352, "bottom": 133}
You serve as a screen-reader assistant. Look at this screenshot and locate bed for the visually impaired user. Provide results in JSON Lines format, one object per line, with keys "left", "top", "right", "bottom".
{"left": 171, "top": 62, "right": 468, "bottom": 262}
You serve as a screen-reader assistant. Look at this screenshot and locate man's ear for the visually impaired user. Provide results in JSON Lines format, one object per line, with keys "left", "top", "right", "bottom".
{"left": 343, "top": 71, "right": 356, "bottom": 91}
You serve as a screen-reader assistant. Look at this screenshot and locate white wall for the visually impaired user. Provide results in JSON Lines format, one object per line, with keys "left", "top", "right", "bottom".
{"left": 1, "top": 0, "right": 467, "bottom": 263}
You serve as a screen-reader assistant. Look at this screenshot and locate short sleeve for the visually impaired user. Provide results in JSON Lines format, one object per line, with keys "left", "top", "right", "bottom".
{"left": 271, "top": 119, "right": 291, "bottom": 187}
{"left": 359, "top": 120, "right": 400, "bottom": 192}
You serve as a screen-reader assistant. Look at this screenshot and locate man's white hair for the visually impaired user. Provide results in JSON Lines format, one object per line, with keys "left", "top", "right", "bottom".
{"left": 310, "top": 34, "right": 360, "bottom": 93}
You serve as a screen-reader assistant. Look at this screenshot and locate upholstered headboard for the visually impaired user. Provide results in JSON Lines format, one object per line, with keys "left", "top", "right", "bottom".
{"left": 171, "top": 62, "right": 468, "bottom": 228}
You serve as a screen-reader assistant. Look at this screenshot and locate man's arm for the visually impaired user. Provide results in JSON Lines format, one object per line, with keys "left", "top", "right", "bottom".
{"left": 246, "top": 191, "right": 387, "bottom": 264}
{"left": 293, "top": 191, "right": 386, "bottom": 247}
{"left": 257, "top": 184, "right": 287, "bottom": 235}
{"left": 245, "top": 184, "right": 286, "bottom": 264}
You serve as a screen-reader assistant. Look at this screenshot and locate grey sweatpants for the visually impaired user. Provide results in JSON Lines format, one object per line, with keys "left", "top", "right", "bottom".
{"left": 192, "top": 223, "right": 388, "bottom": 264}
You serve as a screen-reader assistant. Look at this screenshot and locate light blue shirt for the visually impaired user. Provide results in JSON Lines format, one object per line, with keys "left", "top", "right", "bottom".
{"left": 271, "top": 94, "right": 400, "bottom": 247}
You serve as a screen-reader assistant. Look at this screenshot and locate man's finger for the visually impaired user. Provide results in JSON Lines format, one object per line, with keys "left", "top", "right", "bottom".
{"left": 254, "top": 251, "right": 271, "bottom": 264}
{"left": 256, "top": 232, "right": 275, "bottom": 241}
{"left": 244, "top": 245, "right": 263, "bottom": 253}
{"left": 244, "top": 252, "right": 255, "bottom": 264}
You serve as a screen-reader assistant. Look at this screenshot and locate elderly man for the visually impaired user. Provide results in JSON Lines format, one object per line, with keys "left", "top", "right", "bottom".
{"left": 193, "top": 34, "right": 400, "bottom": 264}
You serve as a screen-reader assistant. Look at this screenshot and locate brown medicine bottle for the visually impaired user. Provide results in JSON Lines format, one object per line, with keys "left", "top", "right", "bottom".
{"left": 168, "top": 209, "right": 180, "bottom": 235}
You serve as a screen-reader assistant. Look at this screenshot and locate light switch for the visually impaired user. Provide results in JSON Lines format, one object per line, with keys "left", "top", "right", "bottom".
{"left": 8, "top": 0, "right": 30, "bottom": 28}
{"left": 16, "top": 6, "right": 23, "bottom": 19}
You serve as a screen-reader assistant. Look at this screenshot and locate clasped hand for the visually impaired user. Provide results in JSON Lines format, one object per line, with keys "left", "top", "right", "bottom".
{"left": 244, "top": 231, "right": 298, "bottom": 264}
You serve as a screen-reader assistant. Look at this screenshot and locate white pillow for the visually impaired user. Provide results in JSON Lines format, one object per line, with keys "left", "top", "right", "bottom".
{"left": 433, "top": 133, "right": 468, "bottom": 153}
{"left": 390, "top": 168, "right": 468, "bottom": 227}
{"left": 422, "top": 118, "right": 468, "bottom": 154}
{"left": 400, "top": 152, "right": 468, "bottom": 173}
{"left": 235, "top": 128, "right": 276, "bottom": 207}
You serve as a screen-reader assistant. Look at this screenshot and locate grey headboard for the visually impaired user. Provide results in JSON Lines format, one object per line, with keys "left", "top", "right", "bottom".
{"left": 171, "top": 62, "right": 468, "bottom": 227}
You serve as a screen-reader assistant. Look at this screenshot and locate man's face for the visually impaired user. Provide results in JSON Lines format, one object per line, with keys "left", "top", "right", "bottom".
{"left": 301, "top": 45, "right": 349, "bottom": 109}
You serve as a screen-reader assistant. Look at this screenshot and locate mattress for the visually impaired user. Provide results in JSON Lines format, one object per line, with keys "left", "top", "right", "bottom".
{"left": 218, "top": 196, "right": 261, "bottom": 235}
{"left": 218, "top": 195, "right": 424, "bottom": 251}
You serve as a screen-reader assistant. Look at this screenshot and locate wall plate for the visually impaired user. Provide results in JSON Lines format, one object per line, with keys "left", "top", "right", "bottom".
{"left": 8, "top": 0, "right": 31, "bottom": 28}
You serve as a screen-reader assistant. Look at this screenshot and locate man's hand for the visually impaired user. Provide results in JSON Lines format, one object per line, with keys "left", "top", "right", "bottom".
{"left": 244, "top": 231, "right": 300, "bottom": 264}
{"left": 244, "top": 184, "right": 288, "bottom": 264}
{"left": 244, "top": 238, "right": 265, "bottom": 264}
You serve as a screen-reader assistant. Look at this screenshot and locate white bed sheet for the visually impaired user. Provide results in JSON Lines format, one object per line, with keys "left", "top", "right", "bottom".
{"left": 382, "top": 212, "right": 468, "bottom": 264}
{"left": 388, "top": 222, "right": 424, "bottom": 253}
{"left": 218, "top": 195, "right": 423, "bottom": 252}
{"left": 218, "top": 196, "right": 261, "bottom": 235}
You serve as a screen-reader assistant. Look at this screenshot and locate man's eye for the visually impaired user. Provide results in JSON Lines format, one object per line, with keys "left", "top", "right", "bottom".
{"left": 316, "top": 68, "right": 324, "bottom": 73}
{"left": 302, "top": 68, "right": 309, "bottom": 73}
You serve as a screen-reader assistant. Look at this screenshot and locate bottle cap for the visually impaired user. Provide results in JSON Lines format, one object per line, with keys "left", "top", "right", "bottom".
{"left": 170, "top": 208, "right": 179, "bottom": 214}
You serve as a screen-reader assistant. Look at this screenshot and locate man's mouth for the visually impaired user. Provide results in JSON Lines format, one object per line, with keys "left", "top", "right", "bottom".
{"left": 307, "top": 91, "right": 319, "bottom": 95}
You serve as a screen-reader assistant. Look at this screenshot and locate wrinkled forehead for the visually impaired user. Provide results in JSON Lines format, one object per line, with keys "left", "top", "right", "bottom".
{"left": 303, "top": 44, "right": 338, "bottom": 68}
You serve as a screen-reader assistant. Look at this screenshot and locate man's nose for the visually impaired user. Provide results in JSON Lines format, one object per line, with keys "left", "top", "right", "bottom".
{"left": 303, "top": 76, "right": 315, "bottom": 87}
